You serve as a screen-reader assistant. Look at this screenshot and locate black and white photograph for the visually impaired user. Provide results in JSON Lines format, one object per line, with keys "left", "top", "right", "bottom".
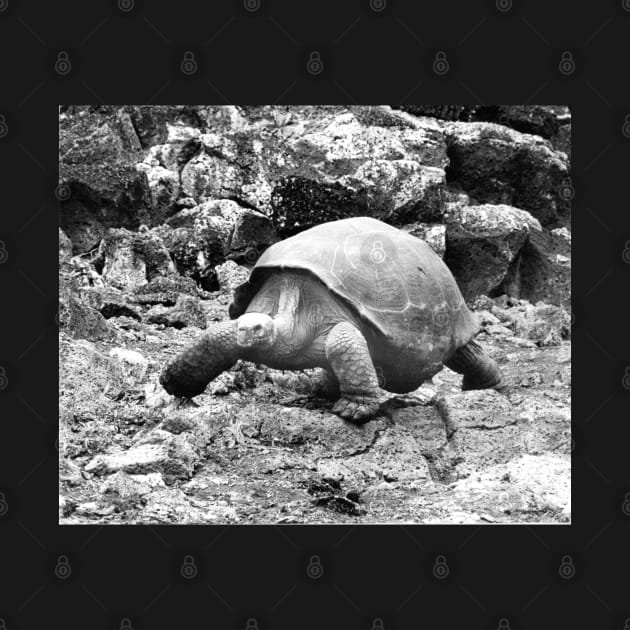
{"left": 58, "top": 104, "right": 571, "bottom": 525}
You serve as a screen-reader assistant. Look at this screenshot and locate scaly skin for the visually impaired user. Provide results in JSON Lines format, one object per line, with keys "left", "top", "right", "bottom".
{"left": 160, "top": 320, "right": 240, "bottom": 398}
{"left": 325, "top": 322, "right": 382, "bottom": 423}
{"left": 444, "top": 339, "right": 503, "bottom": 390}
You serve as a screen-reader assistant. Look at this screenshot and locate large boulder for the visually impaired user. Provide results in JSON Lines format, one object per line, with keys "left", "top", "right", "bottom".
{"left": 59, "top": 107, "right": 153, "bottom": 253}
{"left": 444, "top": 122, "right": 570, "bottom": 227}
{"left": 495, "top": 225, "right": 571, "bottom": 307}
{"left": 266, "top": 107, "right": 449, "bottom": 234}
{"left": 445, "top": 204, "right": 541, "bottom": 299}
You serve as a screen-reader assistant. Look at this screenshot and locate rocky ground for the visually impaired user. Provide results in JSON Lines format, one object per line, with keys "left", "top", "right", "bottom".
{"left": 58, "top": 105, "right": 571, "bottom": 524}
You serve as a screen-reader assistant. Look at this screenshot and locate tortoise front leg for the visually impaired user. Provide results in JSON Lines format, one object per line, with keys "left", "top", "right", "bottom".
{"left": 324, "top": 322, "right": 382, "bottom": 423}
{"left": 160, "top": 320, "right": 240, "bottom": 398}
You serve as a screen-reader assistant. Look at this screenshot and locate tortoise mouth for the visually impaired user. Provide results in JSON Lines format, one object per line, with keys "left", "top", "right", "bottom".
{"left": 236, "top": 330, "right": 270, "bottom": 347}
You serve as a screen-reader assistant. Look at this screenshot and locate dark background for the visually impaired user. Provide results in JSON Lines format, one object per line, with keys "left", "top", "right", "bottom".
{"left": 0, "top": 0, "right": 628, "bottom": 628}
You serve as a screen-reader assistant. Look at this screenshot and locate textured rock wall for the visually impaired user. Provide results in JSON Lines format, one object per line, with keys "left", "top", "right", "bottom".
{"left": 59, "top": 105, "right": 570, "bottom": 306}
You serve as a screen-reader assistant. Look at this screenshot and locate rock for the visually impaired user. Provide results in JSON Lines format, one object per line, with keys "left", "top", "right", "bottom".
{"left": 445, "top": 204, "right": 541, "bottom": 299}
{"left": 99, "top": 470, "right": 165, "bottom": 498}
{"left": 445, "top": 121, "right": 570, "bottom": 227}
{"left": 98, "top": 227, "right": 176, "bottom": 291}
{"left": 59, "top": 458, "right": 83, "bottom": 485}
{"left": 482, "top": 105, "right": 568, "bottom": 139}
{"left": 144, "top": 382, "right": 172, "bottom": 409}
{"left": 132, "top": 274, "right": 201, "bottom": 305}
{"left": 181, "top": 150, "right": 251, "bottom": 206}
{"left": 215, "top": 260, "right": 250, "bottom": 293}
{"left": 86, "top": 443, "right": 167, "bottom": 475}
{"left": 270, "top": 176, "right": 367, "bottom": 235}
{"left": 83, "top": 291, "right": 141, "bottom": 321}
{"left": 108, "top": 347, "right": 149, "bottom": 380}
{"left": 270, "top": 109, "right": 448, "bottom": 233}
{"left": 491, "top": 301, "right": 571, "bottom": 345}
{"left": 127, "top": 105, "right": 208, "bottom": 148}
{"left": 401, "top": 222, "right": 446, "bottom": 257}
{"left": 206, "top": 361, "right": 268, "bottom": 396}
{"left": 497, "top": 225, "right": 571, "bottom": 307}
{"left": 146, "top": 294, "right": 207, "bottom": 329}
{"left": 484, "top": 324, "right": 513, "bottom": 337}
{"left": 59, "top": 277, "right": 115, "bottom": 342}
{"left": 59, "top": 107, "right": 153, "bottom": 253}
{"left": 85, "top": 431, "right": 199, "bottom": 483}
{"left": 176, "top": 197, "right": 197, "bottom": 209}
{"left": 142, "top": 123, "right": 202, "bottom": 174}
{"left": 140, "top": 488, "right": 238, "bottom": 523}
{"left": 66, "top": 255, "right": 105, "bottom": 289}
{"left": 166, "top": 198, "right": 238, "bottom": 234}
{"left": 228, "top": 210, "right": 278, "bottom": 264}
{"left": 136, "top": 160, "right": 180, "bottom": 214}
{"left": 476, "top": 310, "right": 501, "bottom": 327}
{"left": 158, "top": 199, "right": 248, "bottom": 288}
{"left": 157, "top": 407, "right": 233, "bottom": 450}
{"left": 347, "top": 105, "right": 430, "bottom": 129}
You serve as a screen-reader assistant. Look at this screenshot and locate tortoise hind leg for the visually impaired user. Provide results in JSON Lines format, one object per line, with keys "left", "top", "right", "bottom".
{"left": 445, "top": 339, "right": 503, "bottom": 390}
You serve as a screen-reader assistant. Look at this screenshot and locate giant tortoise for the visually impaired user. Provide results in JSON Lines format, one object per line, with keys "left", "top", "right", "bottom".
{"left": 160, "top": 217, "right": 502, "bottom": 422}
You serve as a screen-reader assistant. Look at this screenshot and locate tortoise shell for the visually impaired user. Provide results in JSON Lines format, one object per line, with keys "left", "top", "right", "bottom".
{"left": 230, "top": 217, "right": 478, "bottom": 371}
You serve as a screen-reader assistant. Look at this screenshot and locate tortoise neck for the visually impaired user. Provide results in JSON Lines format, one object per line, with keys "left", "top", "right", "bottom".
{"left": 271, "top": 278, "right": 301, "bottom": 355}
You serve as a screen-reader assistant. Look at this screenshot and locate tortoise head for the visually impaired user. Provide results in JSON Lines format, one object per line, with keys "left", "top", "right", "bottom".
{"left": 236, "top": 313, "right": 276, "bottom": 349}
